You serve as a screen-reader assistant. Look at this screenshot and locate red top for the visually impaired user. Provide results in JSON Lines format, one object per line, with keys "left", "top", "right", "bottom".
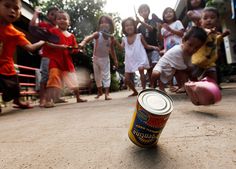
{"left": 0, "top": 24, "right": 30, "bottom": 75}
{"left": 38, "top": 22, "right": 55, "bottom": 58}
{"left": 46, "top": 28, "right": 78, "bottom": 72}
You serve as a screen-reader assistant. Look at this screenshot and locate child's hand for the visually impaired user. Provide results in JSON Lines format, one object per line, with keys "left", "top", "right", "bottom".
{"left": 78, "top": 43, "right": 85, "bottom": 49}
{"left": 222, "top": 29, "right": 230, "bottom": 37}
{"left": 162, "top": 23, "right": 171, "bottom": 31}
{"left": 153, "top": 46, "right": 160, "bottom": 51}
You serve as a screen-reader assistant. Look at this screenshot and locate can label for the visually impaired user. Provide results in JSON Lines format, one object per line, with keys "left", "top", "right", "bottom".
{"left": 128, "top": 89, "right": 173, "bottom": 147}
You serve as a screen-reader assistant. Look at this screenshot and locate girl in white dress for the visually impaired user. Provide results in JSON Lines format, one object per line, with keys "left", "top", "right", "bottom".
{"left": 114, "top": 17, "right": 159, "bottom": 97}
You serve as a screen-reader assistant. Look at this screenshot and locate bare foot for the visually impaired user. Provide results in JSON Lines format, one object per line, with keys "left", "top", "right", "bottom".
{"left": 169, "top": 86, "right": 178, "bottom": 92}
{"left": 77, "top": 98, "right": 87, "bottom": 103}
{"left": 128, "top": 92, "right": 138, "bottom": 97}
{"left": 176, "top": 87, "right": 186, "bottom": 93}
{"left": 95, "top": 93, "right": 103, "bottom": 99}
{"left": 13, "top": 99, "right": 33, "bottom": 109}
{"left": 54, "top": 98, "right": 68, "bottom": 104}
{"left": 44, "top": 102, "right": 55, "bottom": 108}
{"left": 105, "top": 96, "right": 112, "bottom": 100}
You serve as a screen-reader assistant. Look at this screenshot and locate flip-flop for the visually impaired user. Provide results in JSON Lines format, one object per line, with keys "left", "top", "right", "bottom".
{"left": 29, "top": 26, "right": 59, "bottom": 43}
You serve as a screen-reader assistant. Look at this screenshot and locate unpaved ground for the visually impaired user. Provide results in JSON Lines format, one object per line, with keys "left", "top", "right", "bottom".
{"left": 0, "top": 84, "right": 236, "bottom": 169}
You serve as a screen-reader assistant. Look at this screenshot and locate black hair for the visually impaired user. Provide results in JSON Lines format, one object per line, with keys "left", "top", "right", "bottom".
{"left": 162, "top": 7, "right": 177, "bottom": 23}
{"left": 202, "top": 6, "right": 219, "bottom": 18}
{"left": 47, "top": 6, "right": 59, "bottom": 16}
{"left": 187, "top": 0, "right": 206, "bottom": 11}
{"left": 98, "top": 15, "right": 115, "bottom": 34}
{"left": 183, "top": 26, "right": 207, "bottom": 43}
{"left": 138, "top": 4, "right": 150, "bottom": 14}
{"left": 56, "top": 10, "right": 70, "bottom": 21}
{"left": 121, "top": 17, "right": 137, "bottom": 36}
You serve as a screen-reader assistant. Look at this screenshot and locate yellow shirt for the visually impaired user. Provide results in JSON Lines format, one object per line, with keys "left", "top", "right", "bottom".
{"left": 192, "top": 31, "right": 223, "bottom": 69}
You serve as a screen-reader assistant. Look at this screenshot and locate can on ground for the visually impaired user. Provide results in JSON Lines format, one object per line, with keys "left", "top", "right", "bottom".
{"left": 128, "top": 89, "right": 173, "bottom": 148}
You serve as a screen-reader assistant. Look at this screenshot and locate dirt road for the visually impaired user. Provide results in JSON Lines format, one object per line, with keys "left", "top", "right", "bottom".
{"left": 0, "top": 84, "right": 236, "bottom": 169}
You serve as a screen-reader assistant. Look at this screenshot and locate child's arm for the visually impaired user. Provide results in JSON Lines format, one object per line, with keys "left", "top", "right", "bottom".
{"left": 110, "top": 44, "right": 119, "bottom": 68}
{"left": 112, "top": 37, "right": 125, "bottom": 51}
{"left": 23, "top": 40, "right": 45, "bottom": 52}
{"left": 79, "top": 32, "right": 99, "bottom": 48}
{"left": 162, "top": 23, "right": 184, "bottom": 37}
{"left": 187, "top": 10, "right": 201, "bottom": 26}
{"left": 140, "top": 35, "right": 160, "bottom": 51}
{"left": 30, "top": 7, "right": 41, "bottom": 26}
{"left": 136, "top": 16, "right": 155, "bottom": 32}
{"left": 45, "top": 42, "right": 70, "bottom": 49}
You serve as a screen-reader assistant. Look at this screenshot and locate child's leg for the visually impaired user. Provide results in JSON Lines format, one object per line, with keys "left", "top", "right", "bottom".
{"left": 150, "top": 71, "right": 160, "bottom": 88}
{"left": 74, "top": 89, "right": 87, "bottom": 103}
{"left": 44, "top": 68, "right": 62, "bottom": 108}
{"left": 39, "top": 57, "right": 50, "bottom": 106}
{"left": 125, "top": 72, "right": 138, "bottom": 96}
{"left": 95, "top": 86, "right": 103, "bottom": 99}
{"left": 39, "top": 82, "right": 47, "bottom": 106}
{"left": 175, "top": 70, "right": 188, "bottom": 93}
{"left": 138, "top": 67, "right": 146, "bottom": 89}
{"left": 105, "top": 87, "right": 112, "bottom": 100}
{"left": 204, "top": 70, "right": 217, "bottom": 83}
{"left": 0, "top": 74, "right": 32, "bottom": 109}
{"left": 44, "top": 87, "right": 55, "bottom": 108}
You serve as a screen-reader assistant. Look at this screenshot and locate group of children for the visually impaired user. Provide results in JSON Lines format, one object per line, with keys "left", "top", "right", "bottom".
{"left": 0, "top": 0, "right": 230, "bottom": 110}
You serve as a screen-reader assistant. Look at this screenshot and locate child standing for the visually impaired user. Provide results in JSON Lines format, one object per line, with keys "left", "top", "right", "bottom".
{"left": 30, "top": 6, "right": 60, "bottom": 107}
{"left": 0, "top": 0, "right": 45, "bottom": 109}
{"left": 114, "top": 17, "right": 159, "bottom": 97}
{"left": 161, "top": 7, "right": 185, "bottom": 92}
{"left": 136, "top": 4, "right": 161, "bottom": 85}
{"left": 191, "top": 7, "right": 230, "bottom": 82}
{"left": 44, "top": 10, "right": 87, "bottom": 108}
{"left": 79, "top": 15, "right": 118, "bottom": 100}
{"left": 161, "top": 7, "right": 185, "bottom": 53}
{"left": 151, "top": 27, "right": 207, "bottom": 92}
{"left": 187, "top": 0, "right": 206, "bottom": 27}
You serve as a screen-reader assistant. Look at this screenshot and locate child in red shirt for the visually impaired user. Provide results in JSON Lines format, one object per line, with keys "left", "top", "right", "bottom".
{"left": 44, "top": 10, "right": 87, "bottom": 108}
{"left": 0, "top": 0, "right": 45, "bottom": 110}
{"left": 30, "top": 6, "right": 60, "bottom": 107}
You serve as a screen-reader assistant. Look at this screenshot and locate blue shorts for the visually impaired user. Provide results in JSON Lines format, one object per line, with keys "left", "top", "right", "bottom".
{"left": 40, "top": 57, "right": 49, "bottom": 83}
{"left": 147, "top": 50, "right": 160, "bottom": 65}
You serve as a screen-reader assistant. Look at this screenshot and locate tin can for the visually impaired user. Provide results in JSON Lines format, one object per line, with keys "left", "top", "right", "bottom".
{"left": 128, "top": 89, "right": 173, "bottom": 147}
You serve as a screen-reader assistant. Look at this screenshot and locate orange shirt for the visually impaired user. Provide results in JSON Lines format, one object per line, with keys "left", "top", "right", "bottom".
{"left": 0, "top": 24, "right": 30, "bottom": 75}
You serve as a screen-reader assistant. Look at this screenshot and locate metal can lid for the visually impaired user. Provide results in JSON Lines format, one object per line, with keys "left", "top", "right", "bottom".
{"left": 138, "top": 89, "right": 173, "bottom": 115}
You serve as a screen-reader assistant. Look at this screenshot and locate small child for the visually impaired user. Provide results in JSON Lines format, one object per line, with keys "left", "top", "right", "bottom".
{"left": 136, "top": 4, "right": 161, "bottom": 83}
{"left": 161, "top": 7, "right": 185, "bottom": 92}
{"left": 79, "top": 15, "right": 118, "bottom": 100}
{"left": 191, "top": 7, "right": 230, "bottom": 82}
{"left": 30, "top": 6, "right": 60, "bottom": 107}
{"left": 0, "top": 0, "right": 45, "bottom": 109}
{"left": 44, "top": 10, "right": 87, "bottom": 108}
{"left": 161, "top": 7, "right": 185, "bottom": 53}
{"left": 187, "top": 0, "right": 206, "bottom": 27}
{"left": 114, "top": 17, "right": 159, "bottom": 97}
{"left": 151, "top": 27, "right": 207, "bottom": 92}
